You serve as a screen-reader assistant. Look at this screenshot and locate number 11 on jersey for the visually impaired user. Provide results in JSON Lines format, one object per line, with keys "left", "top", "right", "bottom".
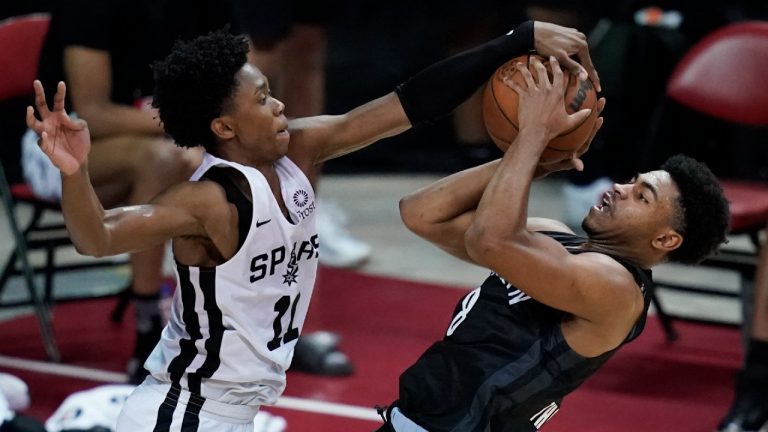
{"left": 267, "top": 293, "right": 301, "bottom": 351}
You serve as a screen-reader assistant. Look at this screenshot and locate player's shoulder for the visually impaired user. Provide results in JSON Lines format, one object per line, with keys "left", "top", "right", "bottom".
{"left": 153, "top": 179, "right": 232, "bottom": 213}
{"left": 570, "top": 251, "right": 644, "bottom": 315}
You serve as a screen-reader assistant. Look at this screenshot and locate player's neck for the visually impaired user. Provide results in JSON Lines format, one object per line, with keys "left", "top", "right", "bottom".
{"left": 580, "top": 240, "right": 654, "bottom": 269}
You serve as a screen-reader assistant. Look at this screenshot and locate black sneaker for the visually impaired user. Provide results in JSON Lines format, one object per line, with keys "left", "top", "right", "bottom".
{"left": 717, "top": 369, "right": 768, "bottom": 432}
{"left": 127, "top": 315, "right": 162, "bottom": 385}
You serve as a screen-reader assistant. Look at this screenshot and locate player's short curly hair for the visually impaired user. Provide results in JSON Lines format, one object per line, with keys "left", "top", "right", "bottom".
{"left": 661, "top": 155, "right": 730, "bottom": 264}
{"left": 152, "top": 28, "right": 249, "bottom": 152}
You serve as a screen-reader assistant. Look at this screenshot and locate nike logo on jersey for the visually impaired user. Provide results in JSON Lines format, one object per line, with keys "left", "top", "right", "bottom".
{"left": 256, "top": 219, "right": 271, "bottom": 227}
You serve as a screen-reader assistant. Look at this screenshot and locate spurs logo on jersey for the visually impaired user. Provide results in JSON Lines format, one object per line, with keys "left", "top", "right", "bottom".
{"left": 493, "top": 272, "right": 532, "bottom": 305}
{"left": 249, "top": 236, "right": 319, "bottom": 284}
{"left": 530, "top": 401, "right": 559, "bottom": 429}
{"left": 282, "top": 248, "right": 299, "bottom": 286}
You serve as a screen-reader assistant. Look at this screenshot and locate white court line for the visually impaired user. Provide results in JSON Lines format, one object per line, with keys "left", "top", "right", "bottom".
{"left": 0, "top": 354, "right": 382, "bottom": 422}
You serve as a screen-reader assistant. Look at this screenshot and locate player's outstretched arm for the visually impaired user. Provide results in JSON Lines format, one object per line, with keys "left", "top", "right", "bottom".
{"left": 290, "top": 20, "right": 600, "bottom": 167}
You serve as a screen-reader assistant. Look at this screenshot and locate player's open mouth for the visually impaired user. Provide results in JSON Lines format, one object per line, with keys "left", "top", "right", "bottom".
{"left": 277, "top": 129, "right": 289, "bottom": 137}
{"left": 594, "top": 191, "right": 613, "bottom": 213}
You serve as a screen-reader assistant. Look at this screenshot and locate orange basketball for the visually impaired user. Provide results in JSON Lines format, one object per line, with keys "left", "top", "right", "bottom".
{"left": 482, "top": 54, "right": 598, "bottom": 163}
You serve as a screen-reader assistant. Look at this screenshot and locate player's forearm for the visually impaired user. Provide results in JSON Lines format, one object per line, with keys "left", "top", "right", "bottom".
{"left": 59, "top": 165, "right": 112, "bottom": 257}
{"left": 395, "top": 21, "right": 534, "bottom": 127}
{"left": 467, "top": 128, "right": 548, "bottom": 245}
{"left": 400, "top": 159, "right": 500, "bottom": 229}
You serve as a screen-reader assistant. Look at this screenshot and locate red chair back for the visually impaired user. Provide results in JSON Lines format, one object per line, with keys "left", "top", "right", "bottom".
{"left": 0, "top": 14, "right": 50, "bottom": 101}
{"left": 667, "top": 21, "right": 768, "bottom": 126}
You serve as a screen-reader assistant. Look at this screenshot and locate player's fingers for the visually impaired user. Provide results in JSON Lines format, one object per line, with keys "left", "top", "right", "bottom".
{"left": 568, "top": 108, "right": 592, "bottom": 128}
{"left": 39, "top": 131, "right": 53, "bottom": 155}
{"left": 508, "top": 79, "right": 526, "bottom": 96}
{"left": 530, "top": 56, "right": 550, "bottom": 89}
{"left": 595, "top": 97, "right": 606, "bottom": 116}
{"left": 570, "top": 157, "right": 585, "bottom": 172}
{"left": 26, "top": 106, "right": 43, "bottom": 132}
{"left": 578, "top": 116, "right": 604, "bottom": 156}
{"left": 578, "top": 45, "right": 601, "bottom": 92}
{"left": 33, "top": 80, "right": 50, "bottom": 117}
{"left": 549, "top": 56, "right": 563, "bottom": 90}
{"left": 557, "top": 53, "right": 587, "bottom": 82}
{"left": 52, "top": 81, "right": 66, "bottom": 112}
{"left": 517, "top": 62, "right": 536, "bottom": 90}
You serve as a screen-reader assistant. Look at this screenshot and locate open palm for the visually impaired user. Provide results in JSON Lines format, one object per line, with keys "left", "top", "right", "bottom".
{"left": 25, "top": 80, "right": 90, "bottom": 176}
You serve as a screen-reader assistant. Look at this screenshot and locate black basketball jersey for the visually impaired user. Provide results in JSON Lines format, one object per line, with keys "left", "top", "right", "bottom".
{"left": 393, "top": 231, "right": 653, "bottom": 432}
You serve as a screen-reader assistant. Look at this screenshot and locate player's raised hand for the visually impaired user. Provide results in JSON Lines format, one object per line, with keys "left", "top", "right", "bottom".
{"left": 533, "top": 21, "right": 601, "bottom": 92}
{"left": 507, "top": 56, "right": 591, "bottom": 142}
{"left": 534, "top": 97, "right": 606, "bottom": 178}
{"left": 26, "top": 80, "right": 90, "bottom": 176}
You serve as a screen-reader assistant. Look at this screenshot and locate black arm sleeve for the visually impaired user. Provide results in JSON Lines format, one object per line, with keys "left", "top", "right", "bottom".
{"left": 395, "top": 20, "right": 535, "bottom": 127}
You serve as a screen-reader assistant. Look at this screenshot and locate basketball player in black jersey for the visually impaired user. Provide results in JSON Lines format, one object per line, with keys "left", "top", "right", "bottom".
{"left": 375, "top": 57, "right": 731, "bottom": 431}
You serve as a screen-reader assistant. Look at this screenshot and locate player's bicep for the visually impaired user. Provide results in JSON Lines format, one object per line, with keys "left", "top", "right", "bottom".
{"left": 473, "top": 232, "right": 614, "bottom": 319}
{"left": 100, "top": 183, "right": 214, "bottom": 255}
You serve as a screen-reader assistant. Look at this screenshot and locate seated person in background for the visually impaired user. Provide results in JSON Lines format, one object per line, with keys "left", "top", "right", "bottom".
{"left": 376, "top": 57, "right": 730, "bottom": 432}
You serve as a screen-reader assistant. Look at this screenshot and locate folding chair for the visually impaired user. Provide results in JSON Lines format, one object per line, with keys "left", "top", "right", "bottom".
{"left": 649, "top": 21, "right": 768, "bottom": 341}
{"left": 0, "top": 13, "right": 127, "bottom": 360}
{"left": 0, "top": 13, "right": 59, "bottom": 360}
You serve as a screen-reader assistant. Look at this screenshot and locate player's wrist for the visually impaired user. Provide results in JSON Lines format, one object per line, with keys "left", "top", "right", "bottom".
{"left": 517, "top": 126, "right": 553, "bottom": 147}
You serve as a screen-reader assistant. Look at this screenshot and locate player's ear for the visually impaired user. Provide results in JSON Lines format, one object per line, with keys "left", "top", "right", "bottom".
{"left": 211, "top": 116, "right": 235, "bottom": 140}
{"left": 652, "top": 229, "right": 682, "bottom": 253}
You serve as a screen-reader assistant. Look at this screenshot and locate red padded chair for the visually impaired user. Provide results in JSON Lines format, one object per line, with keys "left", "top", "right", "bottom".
{"left": 0, "top": 13, "right": 59, "bottom": 360}
{"left": 652, "top": 21, "right": 768, "bottom": 340}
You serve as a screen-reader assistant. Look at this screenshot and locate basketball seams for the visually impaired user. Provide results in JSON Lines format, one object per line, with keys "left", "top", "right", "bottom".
{"left": 491, "top": 78, "right": 519, "bottom": 133}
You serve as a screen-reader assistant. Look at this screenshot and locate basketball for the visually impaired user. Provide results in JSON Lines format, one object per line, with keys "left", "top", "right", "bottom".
{"left": 482, "top": 54, "right": 598, "bottom": 163}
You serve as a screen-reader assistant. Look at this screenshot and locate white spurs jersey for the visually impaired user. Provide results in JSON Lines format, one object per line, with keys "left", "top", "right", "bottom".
{"left": 146, "top": 152, "right": 318, "bottom": 406}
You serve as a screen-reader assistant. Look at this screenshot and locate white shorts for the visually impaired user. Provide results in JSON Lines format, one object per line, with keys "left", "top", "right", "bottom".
{"left": 116, "top": 377, "right": 260, "bottom": 432}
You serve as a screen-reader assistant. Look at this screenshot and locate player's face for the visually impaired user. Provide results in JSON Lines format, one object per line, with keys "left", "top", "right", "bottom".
{"left": 582, "top": 170, "right": 680, "bottom": 243}
{"left": 225, "top": 64, "right": 290, "bottom": 160}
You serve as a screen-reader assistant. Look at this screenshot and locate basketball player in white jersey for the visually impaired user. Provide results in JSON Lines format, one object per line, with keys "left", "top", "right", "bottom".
{"left": 26, "top": 22, "right": 599, "bottom": 431}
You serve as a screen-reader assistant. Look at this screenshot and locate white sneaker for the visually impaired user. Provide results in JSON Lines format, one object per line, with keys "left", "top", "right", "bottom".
{"left": 0, "top": 373, "right": 29, "bottom": 412}
{"left": 316, "top": 199, "right": 371, "bottom": 268}
{"left": 562, "top": 177, "right": 614, "bottom": 229}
